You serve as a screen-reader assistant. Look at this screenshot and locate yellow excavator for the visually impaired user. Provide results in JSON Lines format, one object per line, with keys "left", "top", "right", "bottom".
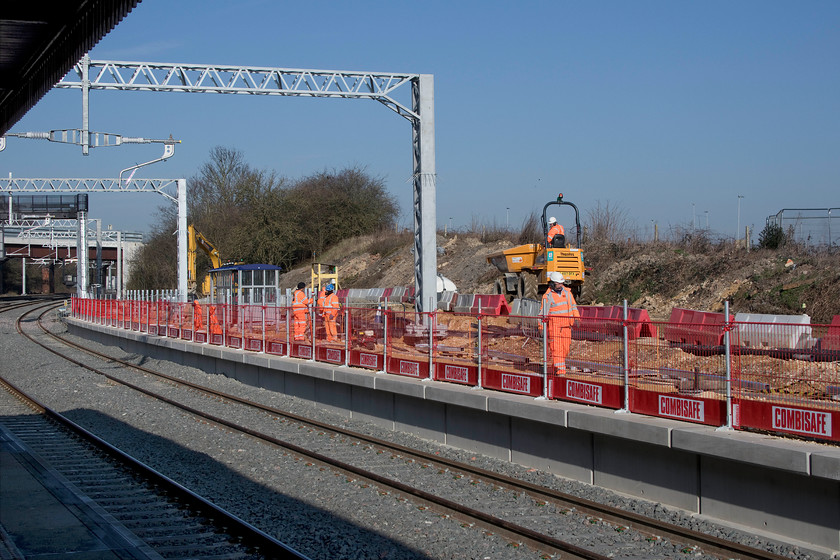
{"left": 487, "top": 193, "right": 586, "bottom": 301}
{"left": 187, "top": 224, "right": 222, "bottom": 297}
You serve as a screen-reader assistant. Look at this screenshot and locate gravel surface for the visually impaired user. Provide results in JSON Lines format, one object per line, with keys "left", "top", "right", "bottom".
{"left": 0, "top": 306, "right": 830, "bottom": 560}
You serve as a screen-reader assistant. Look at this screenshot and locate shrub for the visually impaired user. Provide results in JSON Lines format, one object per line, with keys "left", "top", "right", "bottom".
{"left": 758, "top": 223, "right": 786, "bottom": 249}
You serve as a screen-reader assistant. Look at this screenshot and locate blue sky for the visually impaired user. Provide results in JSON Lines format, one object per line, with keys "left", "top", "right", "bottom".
{"left": 5, "top": 0, "right": 839, "bottom": 241}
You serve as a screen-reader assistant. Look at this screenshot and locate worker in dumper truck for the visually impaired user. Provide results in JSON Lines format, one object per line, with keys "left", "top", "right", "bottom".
{"left": 292, "top": 282, "right": 311, "bottom": 341}
{"left": 540, "top": 271, "right": 579, "bottom": 376}
{"left": 547, "top": 217, "right": 565, "bottom": 248}
{"left": 323, "top": 283, "right": 340, "bottom": 343}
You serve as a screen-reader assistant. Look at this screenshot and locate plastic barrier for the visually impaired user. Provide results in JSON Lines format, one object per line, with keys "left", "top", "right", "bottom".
{"left": 401, "top": 285, "right": 415, "bottom": 303}
{"left": 576, "top": 306, "right": 655, "bottom": 340}
{"left": 664, "top": 308, "right": 732, "bottom": 348}
{"left": 734, "top": 313, "right": 814, "bottom": 350}
{"left": 437, "top": 290, "right": 457, "bottom": 311}
{"left": 387, "top": 286, "right": 407, "bottom": 302}
{"left": 471, "top": 294, "right": 511, "bottom": 316}
{"left": 820, "top": 315, "right": 840, "bottom": 353}
{"left": 451, "top": 294, "right": 475, "bottom": 314}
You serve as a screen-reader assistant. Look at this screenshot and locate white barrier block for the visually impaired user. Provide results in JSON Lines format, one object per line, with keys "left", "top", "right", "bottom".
{"left": 735, "top": 313, "right": 814, "bottom": 349}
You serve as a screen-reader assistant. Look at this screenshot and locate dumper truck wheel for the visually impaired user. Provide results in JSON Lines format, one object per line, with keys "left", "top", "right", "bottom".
{"left": 519, "top": 272, "right": 539, "bottom": 301}
{"left": 495, "top": 277, "right": 513, "bottom": 303}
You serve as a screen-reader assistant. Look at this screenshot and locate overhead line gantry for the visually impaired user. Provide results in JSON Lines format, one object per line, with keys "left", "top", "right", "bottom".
{"left": 53, "top": 56, "right": 438, "bottom": 311}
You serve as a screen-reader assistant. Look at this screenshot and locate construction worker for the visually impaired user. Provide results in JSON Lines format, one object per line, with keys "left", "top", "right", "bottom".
{"left": 208, "top": 305, "right": 222, "bottom": 335}
{"left": 546, "top": 216, "right": 565, "bottom": 248}
{"left": 292, "top": 282, "right": 311, "bottom": 341}
{"left": 322, "top": 283, "right": 340, "bottom": 343}
{"left": 315, "top": 285, "right": 326, "bottom": 339}
{"left": 193, "top": 299, "right": 203, "bottom": 332}
{"left": 540, "top": 271, "right": 579, "bottom": 376}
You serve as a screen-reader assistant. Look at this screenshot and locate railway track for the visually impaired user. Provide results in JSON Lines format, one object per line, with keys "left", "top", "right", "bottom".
{"left": 1, "top": 300, "right": 309, "bottom": 560}
{"left": 7, "top": 301, "right": 798, "bottom": 559}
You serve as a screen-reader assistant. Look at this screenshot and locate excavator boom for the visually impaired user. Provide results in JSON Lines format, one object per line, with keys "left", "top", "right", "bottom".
{"left": 188, "top": 224, "right": 223, "bottom": 296}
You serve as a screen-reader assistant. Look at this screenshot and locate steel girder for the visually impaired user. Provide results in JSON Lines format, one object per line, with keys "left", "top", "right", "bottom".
{"left": 0, "top": 177, "right": 180, "bottom": 202}
{"left": 57, "top": 58, "right": 420, "bottom": 121}
{"left": 0, "top": 177, "right": 187, "bottom": 300}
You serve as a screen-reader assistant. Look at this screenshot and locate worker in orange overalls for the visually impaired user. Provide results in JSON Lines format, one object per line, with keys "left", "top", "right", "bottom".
{"left": 208, "top": 305, "right": 223, "bottom": 335}
{"left": 315, "top": 286, "right": 326, "bottom": 340}
{"left": 193, "top": 299, "right": 203, "bottom": 332}
{"left": 322, "top": 283, "right": 340, "bottom": 343}
{"left": 546, "top": 216, "right": 565, "bottom": 248}
{"left": 540, "top": 271, "right": 579, "bottom": 376}
{"left": 292, "top": 282, "right": 311, "bottom": 341}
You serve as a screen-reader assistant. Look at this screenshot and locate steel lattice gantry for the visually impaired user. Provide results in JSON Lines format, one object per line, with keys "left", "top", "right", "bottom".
{"left": 0, "top": 178, "right": 186, "bottom": 299}
{"left": 55, "top": 57, "right": 437, "bottom": 312}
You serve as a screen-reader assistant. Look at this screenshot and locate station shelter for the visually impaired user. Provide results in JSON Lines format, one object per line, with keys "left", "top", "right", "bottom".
{"left": 209, "top": 263, "right": 283, "bottom": 305}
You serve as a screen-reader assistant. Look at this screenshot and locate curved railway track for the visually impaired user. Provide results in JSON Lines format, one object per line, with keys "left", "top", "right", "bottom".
{"left": 5, "top": 300, "right": 797, "bottom": 559}
{"left": 1, "top": 300, "right": 309, "bottom": 560}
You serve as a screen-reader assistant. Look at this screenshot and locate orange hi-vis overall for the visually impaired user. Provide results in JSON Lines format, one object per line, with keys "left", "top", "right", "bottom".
{"left": 193, "top": 300, "right": 203, "bottom": 331}
{"left": 292, "top": 289, "right": 311, "bottom": 341}
{"left": 540, "top": 285, "right": 579, "bottom": 375}
{"left": 208, "top": 305, "right": 222, "bottom": 335}
{"left": 322, "top": 292, "right": 340, "bottom": 342}
{"left": 547, "top": 223, "right": 565, "bottom": 246}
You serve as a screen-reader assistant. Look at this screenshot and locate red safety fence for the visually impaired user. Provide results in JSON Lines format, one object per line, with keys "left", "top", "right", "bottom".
{"left": 71, "top": 297, "right": 840, "bottom": 443}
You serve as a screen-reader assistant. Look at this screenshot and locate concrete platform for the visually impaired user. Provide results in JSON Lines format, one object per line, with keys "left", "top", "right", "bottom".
{"left": 68, "top": 318, "right": 840, "bottom": 555}
{"left": 0, "top": 425, "right": 160, "bottom": 559}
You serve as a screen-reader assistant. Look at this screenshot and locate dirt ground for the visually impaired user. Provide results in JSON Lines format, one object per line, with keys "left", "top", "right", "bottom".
{"left": 280, "top": 231, "right": 840, "bottom": 324}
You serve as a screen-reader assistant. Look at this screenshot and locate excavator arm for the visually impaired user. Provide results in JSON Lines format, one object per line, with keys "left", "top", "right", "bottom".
{"left": 188, "top": 224, "right": 222, "bottom": 296}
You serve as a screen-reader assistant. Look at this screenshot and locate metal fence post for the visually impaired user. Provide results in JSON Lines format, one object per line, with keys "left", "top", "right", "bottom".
{"left": 345, "top": 307, "right": 350, "bottom": 367}
{"left": 477, "top": 312, "right": 483, "bottom": 389}
{"left": 428, "top": 298, "right": 435, "bottom": 380}
{"left": 261, "top": 306, "right": 266, "bottom": 353}
{"left": 541, "top": 311, "right": 548, "bottom": 398}
{"left": 285, "top": 302, "right": 290, "bottom": 353}
{"left": 718, "top": 300, "right": 734, "bottom": 432}
{"left": 617, "top": 300, "right": 631, "bottom": 414}
{"left": 382, "top": 299, "right": 388, "bottom": 373}
{"left": 310, "top": 301, "right": 315, "bottom": 361}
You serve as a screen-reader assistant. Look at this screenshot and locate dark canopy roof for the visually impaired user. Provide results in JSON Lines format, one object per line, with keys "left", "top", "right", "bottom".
{"left": 0, "top": 0, "right": 139, "bottom": 135}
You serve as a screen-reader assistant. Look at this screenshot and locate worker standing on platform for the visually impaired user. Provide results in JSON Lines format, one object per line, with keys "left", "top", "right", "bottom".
{"left": 546, "top": 216, "right": 565, "bottom": 248}
{"left": 292, "top": 282, "right": 311, "bottom": 341}
{"left": 322, "top": 283, "right": 340, "bottom": 343}
{"left": 193, "top": 299, "right": 203, "bottom": 332}
{"left": 540, "top": 271, "right": 579, "bottom": 376}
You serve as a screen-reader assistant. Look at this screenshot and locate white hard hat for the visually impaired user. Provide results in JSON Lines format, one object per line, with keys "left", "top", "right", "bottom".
{"left": 548, "top": 216, "right": 557, "bottom": 225}
{"left": 548, "top": 271, "right": 565, "bottom": 284}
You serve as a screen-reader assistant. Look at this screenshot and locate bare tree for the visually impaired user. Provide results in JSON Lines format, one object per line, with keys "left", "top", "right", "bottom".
{"left": 585, "top": 200, "right": 631, "bottom": 244}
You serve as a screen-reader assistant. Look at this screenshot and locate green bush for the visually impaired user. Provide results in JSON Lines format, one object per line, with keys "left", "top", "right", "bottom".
{"left": 758, "top": 223, "right": 786, "bottom": 249}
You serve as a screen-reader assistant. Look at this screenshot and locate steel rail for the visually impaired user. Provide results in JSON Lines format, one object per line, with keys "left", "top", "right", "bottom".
{"left": 22, "top": 305, "right": 611, "bottom": 559}
{"left": 41, "top": 311, "right": 795, "bottom": 560}
{"left": 8, "top": 302, "right": 310, "bottom": 560}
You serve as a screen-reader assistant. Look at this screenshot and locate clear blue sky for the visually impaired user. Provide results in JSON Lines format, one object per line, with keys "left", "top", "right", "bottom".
{"left": 5, "top": 0, "right": 839, "bottom": 241}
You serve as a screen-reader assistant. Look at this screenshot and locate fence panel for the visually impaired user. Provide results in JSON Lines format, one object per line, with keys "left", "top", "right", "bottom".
{"left": 627, "top": 320, "right": 727, "bottom": 426}
{"left": 69, "top": 297, "right": 840, "bottom": 442}
{"left": 733, "top": 319, "right": 840, "bottom": 441}
{"left": 385, "top": 307, "right": 429, "bottom": 378}
{"left": 480, "top": 312, "right": 545, "bottom": 397}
